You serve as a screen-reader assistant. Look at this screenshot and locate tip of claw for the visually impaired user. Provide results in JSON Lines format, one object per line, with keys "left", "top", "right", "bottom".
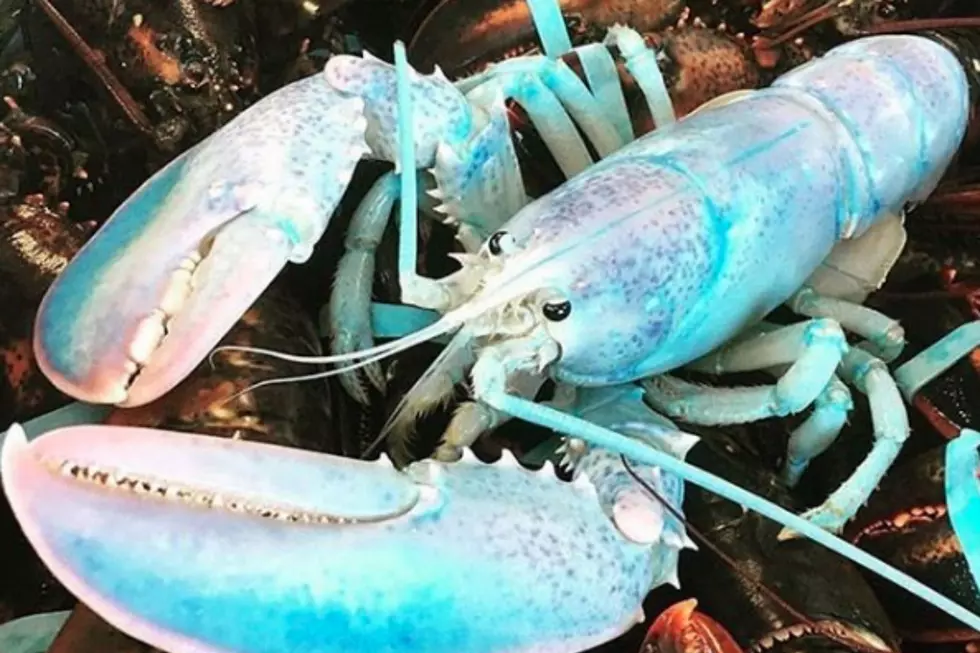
{"left": 1, "top": 422, "right": 29, "bottom": 469}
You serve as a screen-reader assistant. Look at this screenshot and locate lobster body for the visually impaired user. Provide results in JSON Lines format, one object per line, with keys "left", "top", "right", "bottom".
{"left": 489, "top": 35, "right": 969, "bottom": 386}
{"left": 6, "top": 24, "right": 980, "bottom": 653}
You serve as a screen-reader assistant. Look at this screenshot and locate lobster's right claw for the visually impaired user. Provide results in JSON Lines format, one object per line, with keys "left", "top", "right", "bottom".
{"left": 2, "top": 423, "right": 661, "bottom": 653}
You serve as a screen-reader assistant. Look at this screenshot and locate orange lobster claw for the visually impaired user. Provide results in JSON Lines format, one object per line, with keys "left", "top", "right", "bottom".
{"left": 642, "top": 599, "right": 745, "bottom": 653}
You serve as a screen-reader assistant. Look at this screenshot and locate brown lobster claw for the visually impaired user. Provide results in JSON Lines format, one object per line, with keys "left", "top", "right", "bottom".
{"left": 642, "top": 599, "right": 745, "bottom": 653}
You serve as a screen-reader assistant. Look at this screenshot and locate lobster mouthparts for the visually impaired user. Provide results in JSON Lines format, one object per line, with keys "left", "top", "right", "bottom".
{"left": 2, "top": 423, "right": 663, "bottom": 653}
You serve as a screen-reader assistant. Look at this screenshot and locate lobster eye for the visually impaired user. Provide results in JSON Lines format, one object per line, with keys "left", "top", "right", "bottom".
{"left": 487, "top": 230, "right": 515, "bottom": 256}
{"left": 542, "top": 300, "right": 571, "bottom": 322}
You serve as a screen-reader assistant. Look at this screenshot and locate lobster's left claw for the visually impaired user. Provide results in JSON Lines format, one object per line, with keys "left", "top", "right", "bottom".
{"left": 2, "top": 423, "right": 665, "bottom": 653}
{"left": 32, "top": 149, "right": 317, "bottom": 409}
{"left": 33, "top": 75, "right": 370, "bottom": 407}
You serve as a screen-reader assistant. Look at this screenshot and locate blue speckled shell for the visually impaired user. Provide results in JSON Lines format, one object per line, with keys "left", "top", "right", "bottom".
{"left": 489, "top": 35, "right": 968, "bottom": 386}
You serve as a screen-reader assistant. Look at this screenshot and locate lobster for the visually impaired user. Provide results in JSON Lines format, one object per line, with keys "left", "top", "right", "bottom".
{"left": 5, "top": 1, "right": 980, "bottom": 651}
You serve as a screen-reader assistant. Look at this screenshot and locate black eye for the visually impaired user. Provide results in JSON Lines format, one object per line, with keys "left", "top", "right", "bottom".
{"left": 542, "top": 300, "right": 571, "bottom": 322}
{"left": 487, "top": 230, "right": 512, "bottom": 256}
{"left": 877, "top": 3, "right": 896, "bottom": 17}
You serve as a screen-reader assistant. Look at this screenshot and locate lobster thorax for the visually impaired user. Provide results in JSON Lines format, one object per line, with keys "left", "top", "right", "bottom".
{"left": 477, "top": 94, "right": 846, "bottom": 385}
{"left": 469, "top": 35, "right": 971, "bottom": 387}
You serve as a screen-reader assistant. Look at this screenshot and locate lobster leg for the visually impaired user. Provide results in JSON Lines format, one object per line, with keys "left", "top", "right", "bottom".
{"left": 603, "top": 26, "right": 676, "bottom": 129}
{"left": 677, "top": 321, "right": 854, "bottom": 486}
{"left": 525, "top": 0, "right": 574, "bottom": 58}
{"left": 329, "top": 172, "right": 401, "bottom": 402}
{"left": 644, "top": 319, "right": 848, "bottom": 423}
{"left": 0, "top": 610, "right": 70, "bottom": 653}
{"left": 472, "top": 57, "right": 625, "bottom": 162}
{"left": 781, "top": 376, "right": 852, "bottom": 486}
{"left": 646, "top": 319, "right": 854, "bottom": 487}
{"left": 788, "top": 287, "right": 907, "bottom": 362}
{"left": 793, "top": 347, "right": 909, "bottom": 533}
{"left": 574, "top": 44, "right": 635, "bottom": 144}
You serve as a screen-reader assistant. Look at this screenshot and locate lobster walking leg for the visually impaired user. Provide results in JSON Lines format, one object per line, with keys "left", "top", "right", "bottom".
{"left": 603, "top": 25, "right": 676, "bottom": 129}
{"left": 574, "top": 44, "right": 635, "bottom": 143}
{"left": 788, "top": 287, "right": 907, "bottom": 362}
{"left": 946, "top": 430, "right": 980, "bottom": 589}
{"left": 647, "top": 320, "right": 853, "bottom": 486}
{"left": 794, "top": 347, "right": 909, "bottom": 533}
{"left": 329, "top": 172, "right": 400, "bottom": 403}
{"left": 782, "top": 376, "right": 852, "bottom": 486}
{"left": 895, "top": 321, "right": 980, "bottom": 399}
{"left": 644, "top": 319, "right": 848, "bottom": 423}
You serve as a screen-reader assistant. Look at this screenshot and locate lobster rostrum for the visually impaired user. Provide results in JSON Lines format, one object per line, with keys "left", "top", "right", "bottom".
{"left": 7, "top": 0, "right": 980, "bottom": 650}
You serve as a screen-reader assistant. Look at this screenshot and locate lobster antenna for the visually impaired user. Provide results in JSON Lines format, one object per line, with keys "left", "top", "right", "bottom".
{"left": 209, "top": 315, "right": 457, "bottom": 367}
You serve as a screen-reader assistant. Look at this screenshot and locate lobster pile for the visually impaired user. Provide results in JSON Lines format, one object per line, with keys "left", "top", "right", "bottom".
{"left": 0, "top": 0, "right": 980, "bottom": 652}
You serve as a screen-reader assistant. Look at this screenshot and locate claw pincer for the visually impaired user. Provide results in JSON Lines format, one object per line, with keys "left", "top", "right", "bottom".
{"left": 1, "top": 424, "right": 690, "bottom": 653}
{"left": 32, "top": 52, "right": 476, "bottom": 408}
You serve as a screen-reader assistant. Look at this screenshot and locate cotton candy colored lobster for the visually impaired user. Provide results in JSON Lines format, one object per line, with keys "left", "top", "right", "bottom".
{"left": 5, "top": 4, "right": 980, "bottom": 653}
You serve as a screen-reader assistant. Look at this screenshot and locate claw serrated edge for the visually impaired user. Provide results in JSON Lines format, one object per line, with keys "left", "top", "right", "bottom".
{"left": 498, "top": 447, "right": 520, "bottom": 468}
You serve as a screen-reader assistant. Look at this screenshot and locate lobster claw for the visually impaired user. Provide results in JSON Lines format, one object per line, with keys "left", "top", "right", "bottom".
{"left": 2, "top": 424, "right": 667, "bottom": 653}
{"left": 642, "top": 599, "right": 744, "bottom": 653}
{"left": 33, "top": 75, "right": 370, "bottom": 409}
